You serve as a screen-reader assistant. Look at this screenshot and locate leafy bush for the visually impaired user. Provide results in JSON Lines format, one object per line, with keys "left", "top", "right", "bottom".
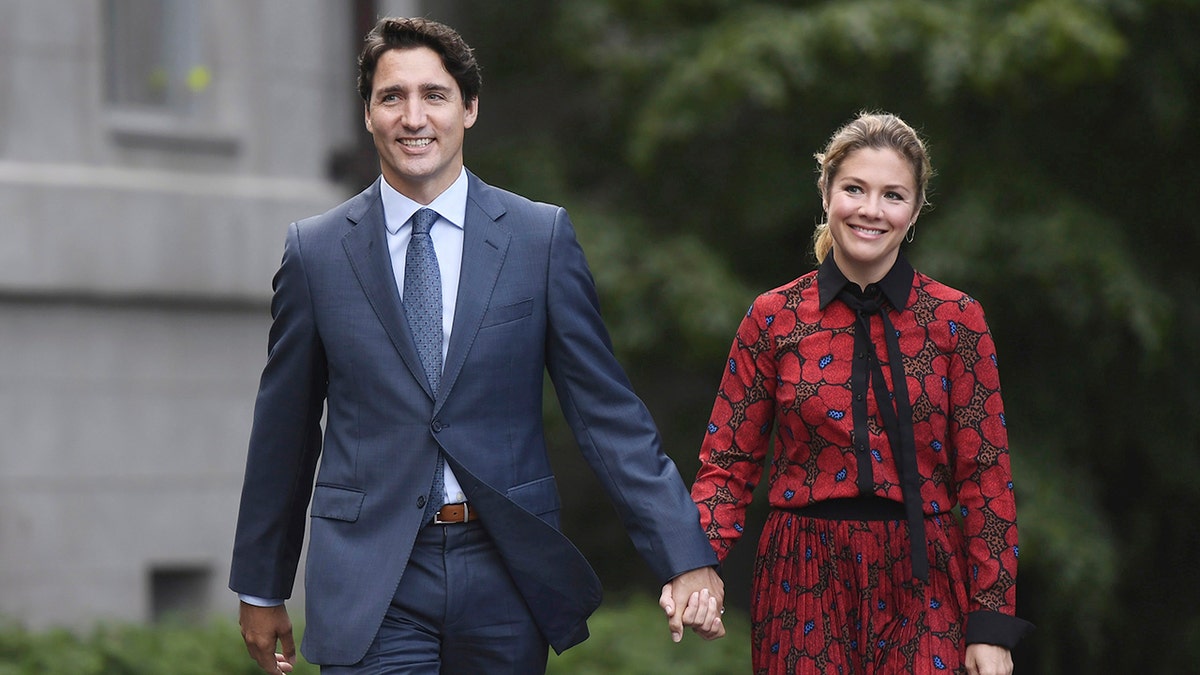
{"left": 0, "top": 597, "right": 748, "bottom": 674}
{"left": 0, "top": 620, "right": 319, "bottom": 675}
{"left": 547, "top": 595, "right": 750, "bottom": 675}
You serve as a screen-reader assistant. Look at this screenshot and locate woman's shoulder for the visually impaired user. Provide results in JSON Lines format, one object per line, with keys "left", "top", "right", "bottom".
{"left": 749, "top": 271, "right": 817, "bottom": 310}
{"left": 912, "top": 271, "right": 992, "bottom": 327}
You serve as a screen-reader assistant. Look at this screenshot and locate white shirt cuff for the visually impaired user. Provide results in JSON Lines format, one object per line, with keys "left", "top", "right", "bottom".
{"left": 238, "top": 593, "right": 284, "bottom": 607}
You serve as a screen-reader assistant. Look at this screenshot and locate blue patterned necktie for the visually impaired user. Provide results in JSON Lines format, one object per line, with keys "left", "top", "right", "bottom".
{"left": 403, "top": 208, "right": 446, "bottom": 520}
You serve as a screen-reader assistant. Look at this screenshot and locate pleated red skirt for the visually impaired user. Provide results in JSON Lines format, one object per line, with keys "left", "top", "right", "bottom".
{"left": 750, "top": 509, "right": 970, "bottom": 674}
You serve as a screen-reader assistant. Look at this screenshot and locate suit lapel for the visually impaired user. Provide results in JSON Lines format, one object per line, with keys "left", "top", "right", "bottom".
{"left": 437, "top": 174, "right": 510, "bottom": 411}
{"left": 341, "top": 179, "right": 434, "bottom": 399}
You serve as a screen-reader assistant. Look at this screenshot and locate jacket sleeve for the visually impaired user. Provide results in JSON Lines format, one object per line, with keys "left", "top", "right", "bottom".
{"left": 542, "top": 207, "right": 717, "bottom": 583}
{"left": 228, "top": 221, "right": 328, "bottom": 599}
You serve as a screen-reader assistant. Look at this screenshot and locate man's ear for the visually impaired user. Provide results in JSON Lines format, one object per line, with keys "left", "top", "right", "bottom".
{"left": 464, "top": 97, "right": 479, "bottom": 129}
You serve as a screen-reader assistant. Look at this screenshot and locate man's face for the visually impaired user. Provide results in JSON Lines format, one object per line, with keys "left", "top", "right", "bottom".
{"left": 364, "top": 46, "right": 478, "bottom": 203}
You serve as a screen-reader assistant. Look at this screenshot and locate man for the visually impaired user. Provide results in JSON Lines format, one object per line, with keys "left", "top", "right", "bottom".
{"left": 230, "top": 17, "right": 723, "bottom": 674}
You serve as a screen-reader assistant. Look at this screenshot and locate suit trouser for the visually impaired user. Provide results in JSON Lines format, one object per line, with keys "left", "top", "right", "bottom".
{"left": 321, "top": 520, "right": 549, "bottom": 675}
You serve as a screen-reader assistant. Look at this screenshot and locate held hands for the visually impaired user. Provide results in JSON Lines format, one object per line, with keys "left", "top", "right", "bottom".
{"left": 238, "top": 602, "right": 296, "bottom": 674}
{"left": 659, "top": 566, "right": 726, "bottom": 642}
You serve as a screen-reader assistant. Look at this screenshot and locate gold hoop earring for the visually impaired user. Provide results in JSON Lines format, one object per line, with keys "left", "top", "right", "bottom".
{"left": 905, "top": 225, "right": 916, "bottom": 243}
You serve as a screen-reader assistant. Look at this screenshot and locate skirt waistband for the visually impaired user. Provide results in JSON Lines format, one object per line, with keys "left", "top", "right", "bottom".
{"left": 780, "top": 496, "right": 906, "bottom": 521}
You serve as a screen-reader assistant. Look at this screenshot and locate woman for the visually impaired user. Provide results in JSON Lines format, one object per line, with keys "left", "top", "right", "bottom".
{"left": 684, "top": 112, "right": 1032, "bottom": 674}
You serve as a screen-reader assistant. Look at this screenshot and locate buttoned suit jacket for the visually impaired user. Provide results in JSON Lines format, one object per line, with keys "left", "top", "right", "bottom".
{"left": 229, "top": 172, "right": 717, "bottom": 665}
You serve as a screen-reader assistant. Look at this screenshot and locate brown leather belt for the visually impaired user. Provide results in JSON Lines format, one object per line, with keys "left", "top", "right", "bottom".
{"left": 433, "top": 502, "right": 477, "bottom": 524}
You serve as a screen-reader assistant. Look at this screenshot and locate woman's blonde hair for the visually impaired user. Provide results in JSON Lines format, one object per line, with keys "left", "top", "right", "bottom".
{"left": 812, "top": 112, "right": 933, "bottom": 263}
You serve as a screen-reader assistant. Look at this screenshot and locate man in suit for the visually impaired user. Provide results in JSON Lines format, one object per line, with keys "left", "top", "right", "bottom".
{"left": 230, "top": 17, "right": 724, "bottom": 674}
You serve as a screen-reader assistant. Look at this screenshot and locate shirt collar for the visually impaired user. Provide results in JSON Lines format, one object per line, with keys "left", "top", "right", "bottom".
{"left": 817, "top": 252, "right": 915, "bottom": 310}
{"left": 381, "top": 167, "right": 469, "bottom": 234}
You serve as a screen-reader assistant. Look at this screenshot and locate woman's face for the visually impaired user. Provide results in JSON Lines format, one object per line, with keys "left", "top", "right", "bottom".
{"left": 823, "top": 147, "right": 920, "bottom": 287}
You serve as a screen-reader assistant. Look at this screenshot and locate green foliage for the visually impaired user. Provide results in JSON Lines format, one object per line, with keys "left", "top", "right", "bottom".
{"left": 0, "top": 620, "right": 318, "bottom": 675}
{"left": 561, "top": 0, "right": 1131, "bottom": 166}
{"left": 547, "top": 595, "right": 750, "bottom": 674}
{"left": 1008, "top": 447, "right": 1118, "bottom": 666}
{"left": 446, "top": 0, "right": 1200, "bottom": 672}
{"left": 0, "top": 603, "right": 749, "bottom": 675}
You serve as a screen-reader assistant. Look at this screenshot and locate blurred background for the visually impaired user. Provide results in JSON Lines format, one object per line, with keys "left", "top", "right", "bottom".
{"left": 1, "top": 0, "right": 1197, "bottom": 673}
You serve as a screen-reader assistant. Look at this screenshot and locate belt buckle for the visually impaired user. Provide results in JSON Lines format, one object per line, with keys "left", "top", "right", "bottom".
{"left": 433, "top": 502, "right": 468, "bottom": 525}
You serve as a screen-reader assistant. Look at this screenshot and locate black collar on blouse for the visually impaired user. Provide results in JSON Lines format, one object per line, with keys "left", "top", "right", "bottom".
{"left": 817, "top": 252, "right": 915, "bottom": 311}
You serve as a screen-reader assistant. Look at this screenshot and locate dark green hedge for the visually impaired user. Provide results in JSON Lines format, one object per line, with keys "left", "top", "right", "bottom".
{"left": 0, "top": 596, "right": 748, "bottom": 674}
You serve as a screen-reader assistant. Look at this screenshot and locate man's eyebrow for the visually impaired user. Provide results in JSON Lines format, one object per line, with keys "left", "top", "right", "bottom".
{"left": 374, "top": 83, "right": 454, "bottom": 97}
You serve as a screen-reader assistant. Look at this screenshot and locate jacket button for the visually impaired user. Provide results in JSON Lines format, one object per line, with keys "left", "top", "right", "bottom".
{"left": 431, "top": 420, "right": 443, "bottom": 432}
{"left": 416, "top": 496, "right": 426, "bottom": 509}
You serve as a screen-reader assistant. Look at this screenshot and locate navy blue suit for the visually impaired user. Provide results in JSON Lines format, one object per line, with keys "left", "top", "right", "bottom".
{"left": 229, "top": 172, "right": 717, "bottom": 666}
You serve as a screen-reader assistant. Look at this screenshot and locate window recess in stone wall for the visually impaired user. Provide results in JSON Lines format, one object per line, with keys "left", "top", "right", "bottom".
{"left": 149, "top": 563, "right": 213, "bottom": 623}
{"left": 103, "top": 0, "right": 238, "bottom": 155}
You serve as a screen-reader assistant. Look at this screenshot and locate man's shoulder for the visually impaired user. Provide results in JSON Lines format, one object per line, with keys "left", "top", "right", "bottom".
{"left": 466, "top": 171, "right": 562, "bottom": 223}
{"left": 289, "top": 180, "right": 380, "bottom": 242}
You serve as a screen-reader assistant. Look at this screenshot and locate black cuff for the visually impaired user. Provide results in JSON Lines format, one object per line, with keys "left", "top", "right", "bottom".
{"left": 965, "top": 610, "right": 1035, "bottom": 649}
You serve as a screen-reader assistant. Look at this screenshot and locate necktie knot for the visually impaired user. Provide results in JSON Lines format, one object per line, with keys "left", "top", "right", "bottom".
{"left": 412, "top": 208, "right": 437, "bottom": 236}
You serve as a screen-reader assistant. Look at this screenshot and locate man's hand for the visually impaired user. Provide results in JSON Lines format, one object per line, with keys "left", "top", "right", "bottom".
{"left": 239, "top": 602, "right": 296, "bottom": 674}
{"left": 965, "top": 643, "right": 1013, "bottom": 675}
{"left": 658, "top": 566, "right": 726, "bottom": 642}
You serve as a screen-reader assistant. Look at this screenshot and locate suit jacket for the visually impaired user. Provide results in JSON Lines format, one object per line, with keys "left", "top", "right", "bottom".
{"left": 229, "top": 172, "right": 717, "bottom": 665}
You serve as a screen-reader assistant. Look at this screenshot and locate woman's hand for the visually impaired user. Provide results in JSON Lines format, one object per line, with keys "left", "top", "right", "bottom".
{"left": 965, "top": 643, "right": 1012, "bottom": 675}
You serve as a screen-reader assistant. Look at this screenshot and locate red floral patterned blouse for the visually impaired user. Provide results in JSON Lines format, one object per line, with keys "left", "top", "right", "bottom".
{"left": 692, "top": 254, "right": 1025, "bottom": 636}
